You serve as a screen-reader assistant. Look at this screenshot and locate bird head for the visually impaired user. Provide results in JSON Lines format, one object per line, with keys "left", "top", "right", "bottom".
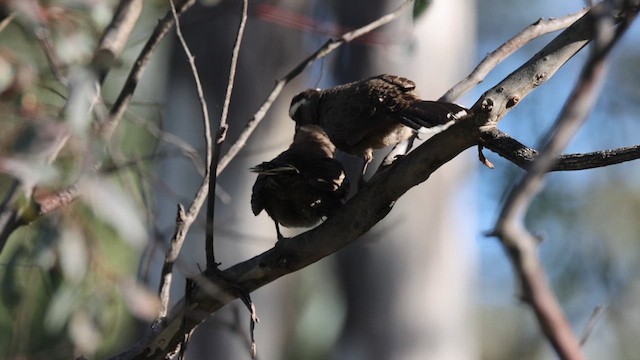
{"left": 289, "top": 89, "right": 321, "bottom": 125}
{"left": 292, "top": 124, "right": 336, "bottom": 155}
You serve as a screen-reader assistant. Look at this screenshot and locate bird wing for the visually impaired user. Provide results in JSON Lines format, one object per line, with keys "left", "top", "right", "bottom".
{"left": 249, "top": 160, "right": 298, "bottom": 175}
{"left": 281, "top": 151, "right": 347, "bottom": 193}
{"left": 250, "top": 175, "right": 267, "bottom": 216}
{"left": 250, "top": 152, "right": 348, "bottom": 216}
{"left": 378, "top": 74, "right": 416, "bottom": 92}
{"left": 374, "top": 75, "right": 470, "bottom": 128}
{"left": 321, "top": 75, "right": 407, "bottom": 147}
{"left": 250, "top": 158, "right": 300, "bottom": 216}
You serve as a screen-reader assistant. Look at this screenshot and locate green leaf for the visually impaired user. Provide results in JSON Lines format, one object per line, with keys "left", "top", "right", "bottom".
{"left": 413, "top": 0, "right": 432, "bottom": 19}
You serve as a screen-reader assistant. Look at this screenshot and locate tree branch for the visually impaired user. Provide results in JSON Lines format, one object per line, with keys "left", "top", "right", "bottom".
{"left": 490, "top": 3, "right": 638, "bottom": 360}
{"left": 91, "top": 0, "right": 145, "bottom": 81}
{"left": 481, "top": 127, "right": 640, "bottom": 171}
{"left": 0, "top": 11, "right": 16, "bottom": 33}
{"left": 35, "top": 25, "right": 69, "bottom": 85}
{"left": 101, "top": 0, "right": 196, "bottom": 141}
{"left": 470, "top": 3, "right": 600, "bottom": 125}
{"left": 440, "top": 8, "right": 589, "bottom": 102}
{"left": 157, "top": 0, "right": 213, "bottom": 318}
{"left": 206, "top": 0, "right": 249, "bottom": 268}
{"left": 109, "top": 112, "right": 481, "bottom": 360}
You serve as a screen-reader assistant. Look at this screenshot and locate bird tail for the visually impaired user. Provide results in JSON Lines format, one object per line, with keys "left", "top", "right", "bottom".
{"left": 396, "top": 101, "right": 471, "bottom": 131}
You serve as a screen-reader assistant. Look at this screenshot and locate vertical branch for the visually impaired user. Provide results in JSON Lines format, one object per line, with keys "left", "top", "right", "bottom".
{"left": 205, "top": 0, "right": 249, "bottom": 269}
{"left": 157, "top": 0, "right": 212, "bottom": 317}
{"left": 491, "top": 4, "right": 637, "bottom": 360}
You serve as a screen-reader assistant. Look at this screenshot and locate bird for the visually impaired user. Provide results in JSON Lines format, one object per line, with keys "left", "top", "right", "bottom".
{"left": 288, "top": 74, "right": 471, "bottom": 178}
{"left": 250, "top": 125, "right": 349, "bottom": 241}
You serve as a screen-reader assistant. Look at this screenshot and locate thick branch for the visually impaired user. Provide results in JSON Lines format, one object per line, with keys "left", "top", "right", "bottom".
{"left": 440, "top": 8, "right": 588, "bottom": 102}
{"left": 92, "top": 0, "right": 145, "bottom": 81}
{"left": 471, "top": 4, "right": 599, "bottom": 125}
{"left": 109, "top": 116, "right": 481, "bottom": 360}
{"left": 481, "top": 128, "right": 640, "bottom": 171}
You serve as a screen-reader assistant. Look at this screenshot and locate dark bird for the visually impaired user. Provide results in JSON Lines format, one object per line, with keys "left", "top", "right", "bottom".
{"left": 289, "top": 74, "right": 471, "bottom": 176}
{"left": 250, "top": 125, "right": 349, "bottom": 241}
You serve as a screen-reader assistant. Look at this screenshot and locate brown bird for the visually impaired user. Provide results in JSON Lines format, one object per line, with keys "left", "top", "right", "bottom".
{"left": 289, "top": 74, "right": 471, "bottom": 176}
{"left": 250, "top": 125, "right": 349, "bottom": 241}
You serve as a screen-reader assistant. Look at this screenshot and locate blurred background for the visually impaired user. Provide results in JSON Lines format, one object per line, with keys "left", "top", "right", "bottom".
{"left": 0, "top": 0, "right": 639, "bottom": 359}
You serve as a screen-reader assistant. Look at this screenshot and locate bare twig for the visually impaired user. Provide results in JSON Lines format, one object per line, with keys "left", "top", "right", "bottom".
{"left": 206, "top": 0, "right": 249, "bottom": 269}
{"left": 580, "top": 305, "right": 606, "bottom": 345}
{"left": 1, "top": 183, "right": 81, "bottom": 252}
{"left": 92, "top": 0, "right": 144, "bottom": 81}
{"left": 215, "top": 0, "right": 415, "bottom": 175}
{"left": 157, "top": 0, "right": 212, "bottom": 318}
{"left": 35, "top": 26, "right": 68, "bottom": 85}
{"left": 158, "top": 204, "right": 187, "bottom": 318}
{"left": 0, "top": 12, "right": 16, "bottom": 33}
{"left": 36, "top": 185, "right": 81, "bottom": 215}
{"left": 481, "top": 128, "right": 640, "bottom": 171}
{"left": 440, "top": 8, "right": 589, "bottom": 102}
{"left": 102, "top": 0, "right": 196, "bottom": 140}
{"left": 126, "top": 111, "right": 205, "bottom": 175}
{"left": 0, "top": 182, "right": 24, "bottom": 251}
{"left": 491, "top": 4, "right": 637, "bottom": 360}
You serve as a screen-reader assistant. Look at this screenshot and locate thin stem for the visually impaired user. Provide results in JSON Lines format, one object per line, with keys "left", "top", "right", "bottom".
{"left": 102, "top": 0, "right": 196, "bottom": 141}
{"left": 205, "top": 0, "right": 249, "bottom": 269}
{"left": 157, "top": 0, "right": 212, "bottom": 317}
{"left": 440, "top": 9, "right": 588, "bottom": 102}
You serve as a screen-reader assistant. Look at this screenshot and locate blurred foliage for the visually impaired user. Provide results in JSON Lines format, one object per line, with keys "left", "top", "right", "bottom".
{"left": 412, "top": 0, "right": 432, "bottom": 19}
{"left": 0, "top": 0, "right": 166, "bottom": 358}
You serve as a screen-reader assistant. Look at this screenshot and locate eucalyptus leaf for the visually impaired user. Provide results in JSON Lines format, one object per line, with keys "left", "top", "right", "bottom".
{"left": 44, "top": 285, "right": 80, "bottom": 332}
{"left": 58, "top": 228, "right": 88, "bottom": 284}
{"left": 119, "top": 279, "right": 161, "bottom": 320}
{"left": 80, "top": 178, "right": 147, "bottom": 248}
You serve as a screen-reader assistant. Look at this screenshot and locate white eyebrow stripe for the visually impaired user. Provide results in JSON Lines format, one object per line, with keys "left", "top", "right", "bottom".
{"left": 289, "top": 98, "right": 310, "bottom": 118}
